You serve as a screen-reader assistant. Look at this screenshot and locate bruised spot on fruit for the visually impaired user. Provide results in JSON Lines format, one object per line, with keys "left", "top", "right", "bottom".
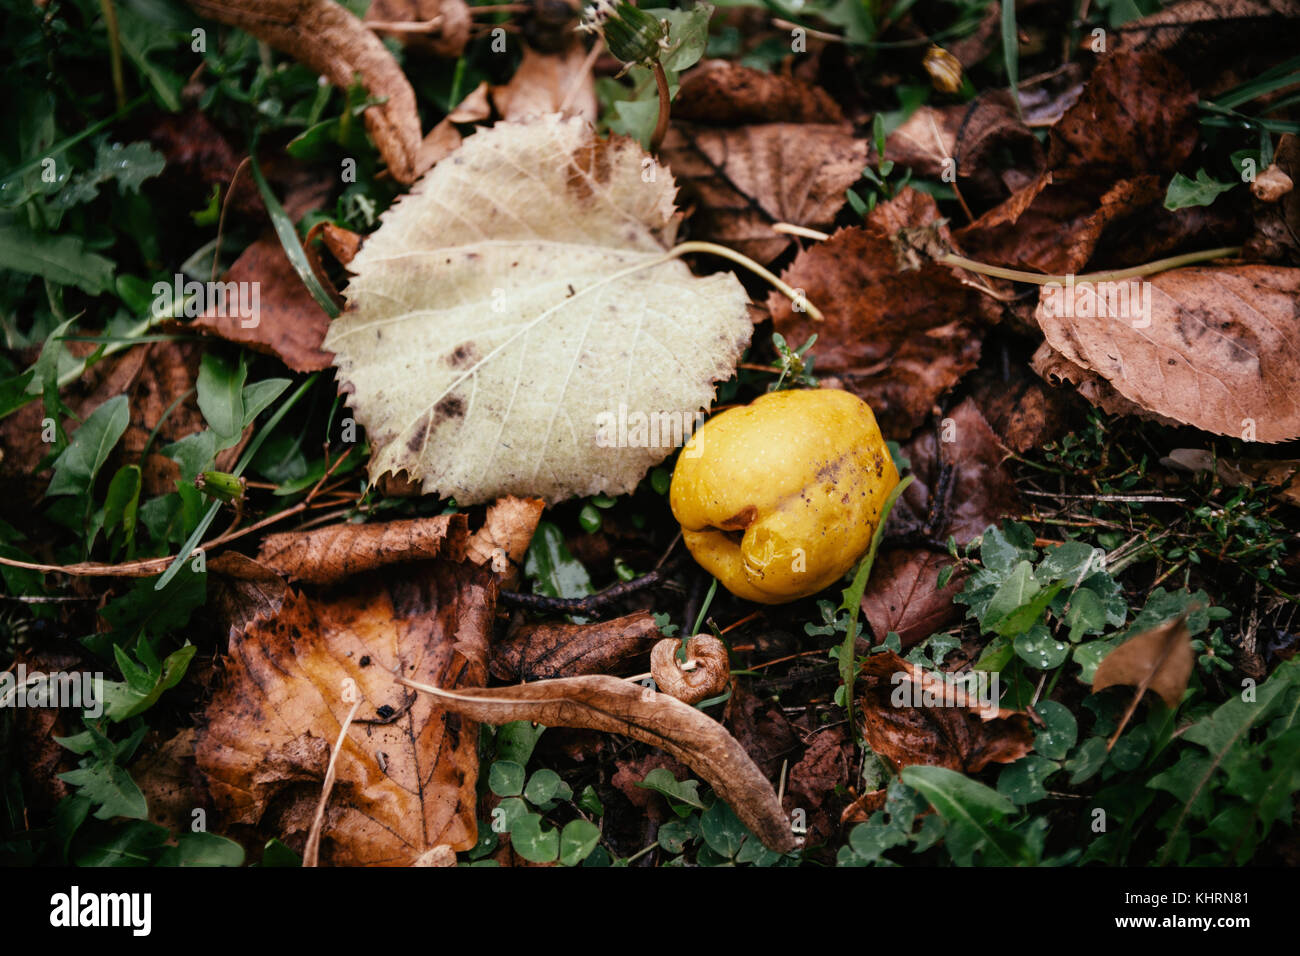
{"left": 717, "top": 505, "right": 757, "bottom": 530}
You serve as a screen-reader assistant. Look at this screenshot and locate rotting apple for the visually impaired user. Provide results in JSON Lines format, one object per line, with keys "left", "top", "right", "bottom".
{"left": 670, "top": 388, "right": 900, "bottom": 604}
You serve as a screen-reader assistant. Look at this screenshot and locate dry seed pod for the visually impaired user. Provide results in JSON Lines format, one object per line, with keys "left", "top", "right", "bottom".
{"left": 650, "top": 635, "right": 730, "bottom": 705}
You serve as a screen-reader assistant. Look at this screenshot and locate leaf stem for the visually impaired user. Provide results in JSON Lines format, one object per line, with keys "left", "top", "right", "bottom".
{"left": 649, "top": 61, "right": 671, "bottom": 153}
{"left": 663, "top": 241, "right": 825, "bottom": 321}
{"left": 938, "top": 246, "right": 1243, "bottom": 286}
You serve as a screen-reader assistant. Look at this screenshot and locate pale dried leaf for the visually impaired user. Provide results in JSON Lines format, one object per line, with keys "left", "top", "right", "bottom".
{"left": 328, "top": 115, "right": 752, "bottom": 504}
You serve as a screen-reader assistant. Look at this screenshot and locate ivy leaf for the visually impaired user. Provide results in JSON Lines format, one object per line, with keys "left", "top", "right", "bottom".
{"left": 327, "top": 115, "right": 752, "bottom": 504}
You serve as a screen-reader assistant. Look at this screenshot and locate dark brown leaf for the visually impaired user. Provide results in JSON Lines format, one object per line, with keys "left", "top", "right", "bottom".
{"left": 489, "top": 610, "right": 662, "bottom": 681}
{"left": 660, "top": 122, "right": 868, "bottom": 265}
{"left": 767, "top": 190, "right": 984, "bottom": 438}
{"left": 858, "top": 651, "right": 1034, "bottom": 773}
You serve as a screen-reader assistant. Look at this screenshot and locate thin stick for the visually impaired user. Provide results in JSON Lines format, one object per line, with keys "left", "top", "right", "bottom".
{"left": 213, "top": 157, "right": 250, "bottom": 283}
{"left": 99, "top": 0, "right": 127, "bottom": 110}
{"left": 939, "top": 246, "right": 1243, "bottom": 286}
{"left": 664, "top": 241, "right": 825, "bottom": 321}
{"left": 304, "top": 695, "right": 364, "bottom": 867}
{"left": 772, "top": 223, "right": 831, "bottom": 242}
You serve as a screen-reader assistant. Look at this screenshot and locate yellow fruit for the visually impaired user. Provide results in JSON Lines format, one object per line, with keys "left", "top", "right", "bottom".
{"left": 670, "top": 388, "right": 899, "bottom": 604}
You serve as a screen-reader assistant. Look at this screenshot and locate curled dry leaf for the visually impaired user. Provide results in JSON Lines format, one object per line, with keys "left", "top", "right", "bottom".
{"left": 328, "top": 114, "right": 752, "bottom": 504}
{"left": 188, "top": 0, "right": 422, "bottom": 183}
{"left": 1092, "top": 615, "right": 1195, "bottom": 711}
{"left": 490, "top": 609, "right": 661, "bottom": 682}
{"left": 196, "top": 560, "right": 497, "bottom": 864}
{"left": 840, "top": 787, "right": 889, "bottom": 826}
{"left": 858, "top": 651, "right": 1034, "bottom": 773}
{"left": 398, "top": 673, "right": 798, "bottom": 852}
{"left": 650, "top": 635, "right": 730, "bottom": 705}
{"left": 1033, "top": 264, "right": 1300, "bottom": 442}
{"left": 364, "top": 0, "right": 471, "bottom": 59}
{"left": 768, "top": 190, "right": 983, "bottom": 438}
{"left": 466, "top": 495, "right": 545, "bottom": 588}
{"left": 248, "top": 514, "right": 468, "bottom": 586}
{"left": 659, "top": 123, "right": 868, "bottom": 265}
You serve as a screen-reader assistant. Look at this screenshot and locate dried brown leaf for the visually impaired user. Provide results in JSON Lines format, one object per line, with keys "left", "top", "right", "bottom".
{"left": 858, "top": 651, "right": 1034, "bottom": 773}
{"left": 189, "top": 0, "right": 422, "bottom": 183}
{"left": 251, "top": 514, "right": 468, "bottom": 586}
{"left": 956, "top": 52, "right": 1198, "bottom": 274}
{"left": 1116, "top": 0, "right": 1300, "bottom": 93}
{"left": 492, "top": 43, "right": 596, "bottom": 123}
{"left": 886, "top": 90, "right": 1043, "bottom": 208}
{"left": 1093, "top": 615, "right": 1194, "bottom": 710}
{"left": 399, "top": 673, "right": 798, "bottom": 851}
{"left": 660, "top": 122, "right": 868, "bottom": 264}
{"left": 1033, "top": 264, "right": 1300, "bottom": 441}
{"left": 862, "top": 550, "right": 964, "bottom": 649}
{"left": 192, "top": 229, "right": 335, "bottom": 373}
{"left": 196, "top": 560, "right": 496, "bottom": 864}
{"left": 489, "top": 609, "right": 661, "bottom": 682}
{"left": 673, "top": 62, "right": 843, "bottom": 124}
{"left": 891, "top": 396, "right": 1023, "bottom": 544}
{"left": 767, "top": 190, "right": 984, "bottom": 438}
